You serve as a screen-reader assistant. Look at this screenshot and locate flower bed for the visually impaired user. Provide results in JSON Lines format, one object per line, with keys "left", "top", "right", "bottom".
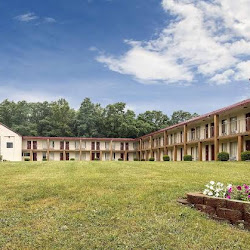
{"left": 178, "top": 181, "right": 250, "bottom": 230}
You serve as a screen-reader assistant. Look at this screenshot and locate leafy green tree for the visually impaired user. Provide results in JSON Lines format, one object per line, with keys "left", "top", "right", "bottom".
{"left": 76, "top": 98, "right": 104, "bottom": 137}
{"left": 137, "top": 110, "right": 170, "bottom": 134}
{"left": 170, "top": 110, "right": 199, "bottom": 125}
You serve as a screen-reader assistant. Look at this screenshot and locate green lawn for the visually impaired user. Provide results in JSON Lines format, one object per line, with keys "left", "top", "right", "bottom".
{"left": 0, "top": 161, "right": 249, "bottom": 249}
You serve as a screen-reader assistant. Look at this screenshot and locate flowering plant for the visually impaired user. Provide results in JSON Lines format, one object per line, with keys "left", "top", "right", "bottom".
{"left": 203, "top": 181, "right": 250, "bottom": 201}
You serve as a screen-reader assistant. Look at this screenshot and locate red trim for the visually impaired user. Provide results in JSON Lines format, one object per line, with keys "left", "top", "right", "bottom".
{"left": 139, "top": 98, "right": 250, "bottom": 139}
{"left": 22, "top": 136, "right": 136, "bottom": 141}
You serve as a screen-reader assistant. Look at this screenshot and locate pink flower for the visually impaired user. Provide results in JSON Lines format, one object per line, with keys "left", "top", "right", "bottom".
{"left": 226, "top": 195, "right": 231, "bottom": 199}
{"left": 237, "top": 186, "right": 242, "bottom": 191}
{"left": 243, "top": 184, "right": 249, "bottom": 190}
{"left": 228, "top": 187, "right": 232, "bottom": 193}
{"left": 248, "top": 195, "right": 250, "bottom": 198}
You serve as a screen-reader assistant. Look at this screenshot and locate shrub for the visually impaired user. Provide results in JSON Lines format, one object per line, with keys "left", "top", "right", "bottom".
{"left": 134, "top": 158, "right": 139, "bottom": 161}
{"left": 24, "top": 158, "right": 30, "bottom": 161}
{"left": 141, "top": 159, "right": 145, "bottom": 161}
{"left": 241, "top": 151, "right": 250, "bottom": 161}
{"left": 149, "top": 157, "right": 155, "bottom": 161}
{"left": 0, "top": 155, "right": 2, "bottom": 161}
{"left": 118, "top": 158, "right": 123, "bottom": 161}
{"left": 42, "top": 158, "right": 47, "bottom": 161}
{"left": 163, "top": 155, "right": 170, "bottom": 161}
{"left": 183, "top": 155, "right": 192, "bottom": 161}
{"left": 94, "top": 158, "right": 100, "bottom": 161}
{"left": 70, "top": 158, "right": 75, "bottom": 161}
{"left": 217, "top": 152, "right": 229, "bottom": 161}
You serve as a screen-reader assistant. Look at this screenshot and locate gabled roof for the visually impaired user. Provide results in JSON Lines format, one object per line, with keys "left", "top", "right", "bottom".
{"left": 139, "top": 98, "right": 250, "bottom": 139}
{"left": 0, "top": 122, "right": 22, "bottom": 137}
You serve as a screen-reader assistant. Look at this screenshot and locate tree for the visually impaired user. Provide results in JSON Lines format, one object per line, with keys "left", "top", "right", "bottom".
{"left": 170, "top": 110, "right": 199, "bottom": 125}
{"left": 76, "top": 98, "right": 104, "bottom": 137}
{"left": 48, "top": 99, "right": 75, "bottom": 137}
{"left": 137, "top": 110, "right": 170, "bottom": 134}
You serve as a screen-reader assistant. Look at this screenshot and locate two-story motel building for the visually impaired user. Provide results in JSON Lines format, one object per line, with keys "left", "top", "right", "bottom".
{"left": 0, "top": 99, "right": 250, "bottom": 162}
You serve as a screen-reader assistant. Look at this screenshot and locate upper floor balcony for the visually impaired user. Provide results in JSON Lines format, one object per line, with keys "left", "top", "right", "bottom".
{"left": 219, "top": 118, "right": 250, "bottom": 137}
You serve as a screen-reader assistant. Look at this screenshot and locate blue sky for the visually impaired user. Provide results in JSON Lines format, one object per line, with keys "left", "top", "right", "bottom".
{"left": 0, "top": 0, "right": 249, "bottom": 115}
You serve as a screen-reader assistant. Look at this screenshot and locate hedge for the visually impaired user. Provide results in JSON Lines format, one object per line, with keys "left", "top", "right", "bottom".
{"left": 183, "top": 155, "right": 192, "bottom": 161}
{"left": 217, "top": 152, "right": 229, "bottom": 161}
{"left": 241, "top": 151, "right": 250, "bottom": 161}
{"left": 149, "top": 157, "right": 155, "bottom": 161}
{"left": 163, "top": 155, "right": 170, "bottom": 161}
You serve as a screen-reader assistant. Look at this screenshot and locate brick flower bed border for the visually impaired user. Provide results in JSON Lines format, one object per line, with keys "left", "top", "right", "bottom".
{"left": 178, "top": 192, "right": 250, "bottom": 231}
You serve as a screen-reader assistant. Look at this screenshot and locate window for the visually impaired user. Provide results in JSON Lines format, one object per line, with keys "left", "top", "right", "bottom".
{"left": 230, "top": 142, "right": 237, "bottom": 159}
{"left": 7, "top": 142, "right": 13, "bottom": 148}
{"left": 196, "top": 127, "right": 200, "bottom": 139}
{"left": 23, "top": 152, "right": 30, "bottom": 157}
{"left": 222, "top": 143, "right": 227, "bottom": 152}
{"left": 222, "top": 120, "right": 227, "bottom": 135}
{"left": 42, "top": 152, "right": 47, "bottom": 160}
{"left": 230, "top": 117, "right": 237, "bottom": 133}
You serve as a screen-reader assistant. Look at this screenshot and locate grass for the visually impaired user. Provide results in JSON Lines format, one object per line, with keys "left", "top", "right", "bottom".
{"left": 0, "top": 161, "right": 249, "bottom": 249}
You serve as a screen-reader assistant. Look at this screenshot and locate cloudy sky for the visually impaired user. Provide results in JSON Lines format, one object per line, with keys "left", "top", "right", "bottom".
{"left": 0, "top": 0, "right": 249, "bottom": 115}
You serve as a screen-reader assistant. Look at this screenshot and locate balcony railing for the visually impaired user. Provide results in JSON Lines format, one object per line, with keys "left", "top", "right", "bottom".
{"left": 220, "top": 118, "right": 250, "bottom": 136}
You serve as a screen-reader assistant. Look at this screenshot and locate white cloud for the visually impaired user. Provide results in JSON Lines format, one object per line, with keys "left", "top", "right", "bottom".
{"left": 97, "top": 0, "right": 250, "bottom": 85}
{"left": 234, "top": 61, "right": 250, "bottom": 81}
{"left": 14, "top": 13, "right": 56, "bottom": 24}
{"left": 0, "top": 86, "right": 62, "bottom": 103}
{"left": 210, "top": 69, "right": 235, "bottom": 84}
{"left": 44, "top": 17, "right": 56, "bottom": 23}
{"left": 15, "top": 13, "right": 38, "bottom": 22}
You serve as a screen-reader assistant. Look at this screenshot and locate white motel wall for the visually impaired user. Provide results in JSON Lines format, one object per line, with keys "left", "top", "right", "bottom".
{"left": 0, "top": 99, "right": 249, "bottom": 162}
{"left": 0, "top": 123, "right": 22, "bottom": 161}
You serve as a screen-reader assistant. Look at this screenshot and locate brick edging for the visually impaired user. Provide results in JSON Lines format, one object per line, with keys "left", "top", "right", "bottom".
{"left": 178, "top": 192, "right": 250, "bottom": 231}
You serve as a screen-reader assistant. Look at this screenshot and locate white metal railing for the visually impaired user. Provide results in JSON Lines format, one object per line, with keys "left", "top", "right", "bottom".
{"left": 220, "top": 118, "right": 250, "bottom": 136}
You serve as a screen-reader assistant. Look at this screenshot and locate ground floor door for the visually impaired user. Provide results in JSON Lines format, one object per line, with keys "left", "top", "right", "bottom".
{"left": 246, "top": 113, "right": 250, "bottom": 131}
{"left": 211, "top": 144, "right": 215, "bottom": 161}
{"left": 33, "top": 153, "right": 37, "bottom": 161}
{"left": 60, "top": 153, "right": 63, "bottom": 161}
{"left": 180, "top": 148, "right": 183, "bottom": 161}
{"left": 246, "top": 140, "right": 250, "bottom": 151}
{"left": 91, "top": 152, "right": 95, "bottom": 160}
{"left": 66, "top": 153, "right": 69, "bottom": 161}
{"left": 206, "top": 145, "right": 209, "bottom": 161}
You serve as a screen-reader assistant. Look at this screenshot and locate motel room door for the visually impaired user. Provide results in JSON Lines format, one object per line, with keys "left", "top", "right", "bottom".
{"left": 246, "top": 113, "right": 250, "bottom": 131}
{"left": 205, "top": 145, "right": 209, "bottom": 161}
{"left": 246, "top": 141, "right": 250, "bottom": 151}
{"left": 211, "top": 145, "right": 215, "bottom": 161}
{"left": 33, "top": 153, "right": 37, "bottom": 161}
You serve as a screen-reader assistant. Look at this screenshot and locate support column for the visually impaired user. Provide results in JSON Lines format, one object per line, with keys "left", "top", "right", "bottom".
{"left": 139, "top": 139, "right": 142, "bottom": 160}
{"left": 157, "top": 148, "right": 160, "bottom": 161}
{"left": 238, "top": 135, "right": 243, "bottom": 161}
{"left": 198, "top": 141, "right": 202, "bottom": 161}
{"left": 164, "top": 130, "right": 168, "bottom": 155}
{"left": 173, "top": 146, "right": 177, "bottom": 161}
{"left": 110, "top": 140, "right": 113, "bottom": 161}
{"left": 79, "top": 139, "right": 82, "bottom": 161}
{"left": 100, "top": 151, "right": 103, "bottom": 161}
{"left": 150, "top": 136, "right": 153, "bottom": 158}
{"left": 47, "top": 139, "right": 50, "bottom": 161}
{"left": 30, "top": 150, "right": 33, "bottom": 161}
{"left": 214, "top": 114, "right": 219, "bottom": 160}
{"left": 184, "top": 125, "right": 187, "bottom": 155}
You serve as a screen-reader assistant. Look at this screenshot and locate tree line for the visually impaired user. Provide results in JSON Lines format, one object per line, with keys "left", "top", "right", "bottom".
{"left": 0, "top": 98, "right": 198, "bottom": 138}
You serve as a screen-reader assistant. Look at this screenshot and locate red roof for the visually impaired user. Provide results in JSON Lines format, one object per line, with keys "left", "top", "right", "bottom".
{"left": 22, "top": 136, "right": 136, "bottom": 141}
{"left": 139, "top": 98, "right": 250, "bottom": 139}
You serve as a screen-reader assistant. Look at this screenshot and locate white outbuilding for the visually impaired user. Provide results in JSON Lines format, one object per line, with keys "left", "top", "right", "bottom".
{"left": 0, "top": 123, "right": 22, "bottom": 161}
